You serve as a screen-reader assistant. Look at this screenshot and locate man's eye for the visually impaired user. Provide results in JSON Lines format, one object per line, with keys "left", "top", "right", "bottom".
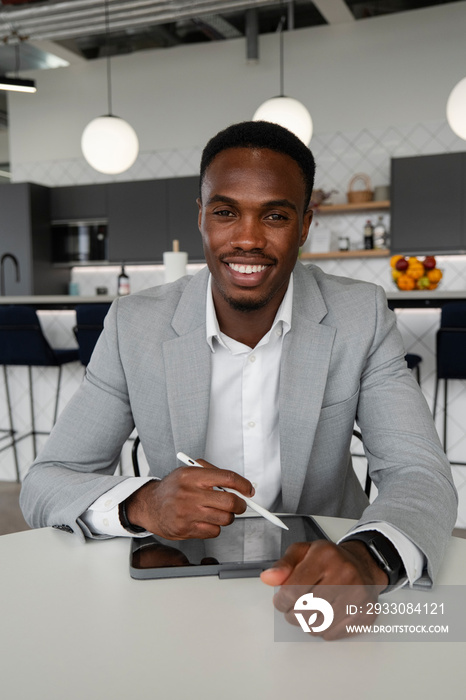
{"left": 266, "top": 213, "right": 288, "bottom": 220}
{"left": 214, "top": 209, "right": 234, "bottom": 216}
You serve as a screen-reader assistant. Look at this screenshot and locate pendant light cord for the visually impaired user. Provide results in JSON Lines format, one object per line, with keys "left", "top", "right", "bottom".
{"left": 104, "top": 0, "right": 113, "bottom": 115}
{"left": 278, "top": 15, "right": 286, "bottom": 97}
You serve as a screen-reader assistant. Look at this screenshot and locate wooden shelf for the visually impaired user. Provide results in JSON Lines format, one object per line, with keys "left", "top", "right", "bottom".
{"left": 301, "top": 249, "right": 391, "bottom": 260}
{"left": 315, "top": 200, "right": 390, "bottom": 214}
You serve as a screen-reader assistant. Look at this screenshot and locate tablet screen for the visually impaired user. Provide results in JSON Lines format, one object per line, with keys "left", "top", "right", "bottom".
{"left": 130, "top": 515, "right": 329, "bottom": 580}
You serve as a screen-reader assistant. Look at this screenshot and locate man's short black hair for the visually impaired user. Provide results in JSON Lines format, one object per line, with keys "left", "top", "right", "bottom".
{"left": 199, "top": 121, "right": 316, "bottom": 208}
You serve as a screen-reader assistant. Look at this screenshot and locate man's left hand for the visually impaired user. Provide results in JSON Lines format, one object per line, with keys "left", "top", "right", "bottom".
{"left": 260, "top": 540, "right": 388, "bottom": 640}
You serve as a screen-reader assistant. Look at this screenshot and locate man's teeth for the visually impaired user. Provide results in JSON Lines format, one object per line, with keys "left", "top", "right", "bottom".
{"left": 228, "top": 263, "right": 268, "bottom": 274}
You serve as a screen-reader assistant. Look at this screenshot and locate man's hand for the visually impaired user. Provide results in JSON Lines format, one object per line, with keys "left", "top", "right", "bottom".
{"left": 125, "top": 459, "right": 254, "bottom": 540}
{"left": 260, "top": 539, "right": 389, "bottom": 640}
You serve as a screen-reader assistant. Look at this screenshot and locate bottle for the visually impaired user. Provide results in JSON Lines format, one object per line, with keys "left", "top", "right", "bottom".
{"left": 363, "top": 220, "right": 374, "bottom": 250}
{"left": 117, "top": 264, "right": 130, "bottom": 296}
{"left": 373, "top": 216, "right": 387, "bottom": 249}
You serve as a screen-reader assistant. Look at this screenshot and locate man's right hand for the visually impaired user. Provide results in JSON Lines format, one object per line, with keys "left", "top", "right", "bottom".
{"left": 124, "top": 459, "right": 255, "bottom": 539}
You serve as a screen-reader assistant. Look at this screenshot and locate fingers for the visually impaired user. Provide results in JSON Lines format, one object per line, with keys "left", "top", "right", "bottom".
{"left": 129, "top": 463, "right": 253, "bottom": 540}
{"left": 194, "top": 459, "right": 255, "bottom": 498}
{"left": 260, "top": 542, "right": 312, "bottom": 587}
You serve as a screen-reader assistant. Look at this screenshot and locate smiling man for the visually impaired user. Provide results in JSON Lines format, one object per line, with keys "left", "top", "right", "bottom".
{"left": 21, "top": 122, "right": 456, "bottom": 629}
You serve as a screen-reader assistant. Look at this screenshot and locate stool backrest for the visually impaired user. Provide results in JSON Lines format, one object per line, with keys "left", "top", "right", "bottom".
{"left": 0, "top": 306, "right": 58, "bottom": 366}
{"left": 74, "top": 304, "right": 111, "bottom": 366}
{"left": 437, "top": 302, "right": 466, "bottom": 380}
{"left": 441, "top": 302, "right": 466, "bottom": 328}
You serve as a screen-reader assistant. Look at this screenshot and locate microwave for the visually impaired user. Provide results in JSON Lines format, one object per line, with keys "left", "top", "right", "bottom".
{"left": 51, "top": 220, "right": 108, "bottom": 263}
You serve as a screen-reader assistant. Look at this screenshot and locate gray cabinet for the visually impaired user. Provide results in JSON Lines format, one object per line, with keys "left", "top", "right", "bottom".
{"left": 167, "top": 176, "right": 204, "bottom": 261}
{"left": 107, "top": 180, "right": 169, "bottom": 262}
{"left": 50, "top": 184, "right": 107, "bottom": 221}
{"left": 0, "top": 183, "right": 69, "bottom": 295}
{"left": 391, "top": 153, "right": 466, "bottom": 255}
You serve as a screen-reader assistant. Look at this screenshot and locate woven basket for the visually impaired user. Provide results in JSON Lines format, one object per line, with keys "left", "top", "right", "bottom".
{"left": 347, "top": 174, "right": 373, "bottom": 204}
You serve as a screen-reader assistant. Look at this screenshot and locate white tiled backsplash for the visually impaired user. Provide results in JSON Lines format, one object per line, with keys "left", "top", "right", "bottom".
{"left": 71, "top": 263, "right": 206, "bottom": 297}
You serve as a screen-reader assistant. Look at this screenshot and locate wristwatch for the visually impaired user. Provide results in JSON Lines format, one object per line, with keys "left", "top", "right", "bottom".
{"left": 119, "top": 499, "right": 146, "bottom": 534}
{"left": 346, "top": 531, "right": 405, "bottom": 588}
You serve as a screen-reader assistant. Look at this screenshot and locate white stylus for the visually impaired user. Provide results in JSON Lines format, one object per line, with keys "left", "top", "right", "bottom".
{"left": 176, "top": 452, "right": 289, "bottom": 531}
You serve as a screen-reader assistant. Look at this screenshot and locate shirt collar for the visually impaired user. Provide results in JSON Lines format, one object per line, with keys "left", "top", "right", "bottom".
{"left": 205, "top": 273, "right": 293, "bottom": 352}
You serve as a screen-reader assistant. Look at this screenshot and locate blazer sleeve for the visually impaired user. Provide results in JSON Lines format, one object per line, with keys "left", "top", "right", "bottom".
{"left": 354, "top": 285, "right": 457, "bottom": 582}
{"left": 20, "top": 300, "right": 137, "bottom": 541}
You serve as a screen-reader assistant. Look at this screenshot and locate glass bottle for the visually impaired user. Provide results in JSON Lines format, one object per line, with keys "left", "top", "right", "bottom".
{"left": 363, "top": 220, "right": 374, "bottom": 250}
{"left": 373, "top": 216, "right": 387, "bottom": 249}
{"left": 118, "top": 264, "right": 130, "bottom": 296}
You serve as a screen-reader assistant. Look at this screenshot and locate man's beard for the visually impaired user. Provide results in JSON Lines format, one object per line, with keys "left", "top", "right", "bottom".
{"left": 217, "top": 286, "right": 272, "bottom": 313}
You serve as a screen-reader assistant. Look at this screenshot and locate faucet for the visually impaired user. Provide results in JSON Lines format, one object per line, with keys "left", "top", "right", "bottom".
{"left": 0, "top": 253, "right": 21, "bottom": 296}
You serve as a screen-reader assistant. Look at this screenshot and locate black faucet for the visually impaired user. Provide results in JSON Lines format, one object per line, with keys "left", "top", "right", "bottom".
{"left": 0, "top": 253, "right": 21, "bottom": 296}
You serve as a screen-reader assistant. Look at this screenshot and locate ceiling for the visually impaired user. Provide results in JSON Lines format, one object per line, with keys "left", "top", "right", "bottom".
{"left": 0, "top": 0, "right": 459, "bottom": 71}
{"left": 0, "top": 0, "right": 459, "bottom": 138}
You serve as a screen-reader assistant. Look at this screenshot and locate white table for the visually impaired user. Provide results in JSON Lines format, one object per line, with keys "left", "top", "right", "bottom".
{"left": 1, "top": 517, "right": 466, "bottom": 700}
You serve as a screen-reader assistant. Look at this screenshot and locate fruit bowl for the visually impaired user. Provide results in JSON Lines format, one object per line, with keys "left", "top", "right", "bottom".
{"left": 390, "top": 255, "right": 443, "bottom": 291}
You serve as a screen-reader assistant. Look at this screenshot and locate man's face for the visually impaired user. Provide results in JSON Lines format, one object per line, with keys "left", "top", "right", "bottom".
{"left": 197, "top": 147, "right": 312, "bottom": 313}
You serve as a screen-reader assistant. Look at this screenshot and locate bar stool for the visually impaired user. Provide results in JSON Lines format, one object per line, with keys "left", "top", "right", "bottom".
{"left": 405, "top": 353, "right": 422, "bottom": 385}
{"left": 73, "top": 304, "right": 111, "bottom": 366}
{"left": 433, "top": 302, "right": 466, "bottom": 464}
{"left": 0, "top": 305, "right": 80, "bottom": 480}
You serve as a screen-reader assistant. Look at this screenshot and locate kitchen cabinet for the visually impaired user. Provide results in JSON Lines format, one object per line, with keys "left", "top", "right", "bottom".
{"left": 50, "top": 184, "right": 107, "bottom": 221}
{"left": 391, "top": 153, "right": 466, "bottom": 255}
{"left": 107, "top": 180, "right": 169, "bottom": 262}
{"left": 0, "top": 183, "right": 69, "bottom": 295}
{"left": 166, "top": 176, "right": 204, "bottom": 260}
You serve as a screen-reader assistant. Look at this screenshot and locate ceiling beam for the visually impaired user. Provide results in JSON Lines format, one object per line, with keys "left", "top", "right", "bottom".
{"left": 311, "top": 0, "right": 355, "bottom": 24}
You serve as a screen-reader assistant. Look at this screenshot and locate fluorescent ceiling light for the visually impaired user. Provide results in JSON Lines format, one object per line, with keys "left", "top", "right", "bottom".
{"left": 0, "top": 76, "right": 36, "bottom": 93}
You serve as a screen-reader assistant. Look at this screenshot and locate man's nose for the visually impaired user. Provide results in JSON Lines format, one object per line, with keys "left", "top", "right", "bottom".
{"left": 229, "top": 217, "right": 266, "bottom": 250}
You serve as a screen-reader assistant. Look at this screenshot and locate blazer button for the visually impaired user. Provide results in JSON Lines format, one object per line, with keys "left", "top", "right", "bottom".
{"left": 53, "top": 524, "right": 74, "bottom": 533}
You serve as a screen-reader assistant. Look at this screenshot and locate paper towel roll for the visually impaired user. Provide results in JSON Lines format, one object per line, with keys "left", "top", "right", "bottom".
{"left": 163, "top": 250, "right": 188, "bottom": 283}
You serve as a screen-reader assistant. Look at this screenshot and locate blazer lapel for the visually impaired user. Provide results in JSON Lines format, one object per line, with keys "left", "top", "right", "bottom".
{"left": 279, "top": 264, "right": 336, "bottom": 512}
{"left": 163, "top": 269, "right": 212, "bottom": 460}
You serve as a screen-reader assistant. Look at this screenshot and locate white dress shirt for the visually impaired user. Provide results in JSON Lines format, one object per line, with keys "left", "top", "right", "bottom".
{"left": 81, "top": 274, "right": 425, "bottom": 586}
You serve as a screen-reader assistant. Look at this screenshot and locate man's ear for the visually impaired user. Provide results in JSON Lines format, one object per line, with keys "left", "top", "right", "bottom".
{"left": 196, "top": 197, "right": 202, "bottom": 231}
{"left": 300, "top": 208, "right": 313, "bottom": 247}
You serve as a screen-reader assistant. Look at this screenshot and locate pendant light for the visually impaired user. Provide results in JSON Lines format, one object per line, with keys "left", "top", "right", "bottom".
{"left": 253, "top": 15, "right": 312, "bottom": 145}
{"left": 0, "top": 40, "right": 36, "bottom": 94}
{"left": 446, "top": 77, "right": 466, "bottom": 140}
{"left": 81, "top": 0, "right": 139, "bottom": 174}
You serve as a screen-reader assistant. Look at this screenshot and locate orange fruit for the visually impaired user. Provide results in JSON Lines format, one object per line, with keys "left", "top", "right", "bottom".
{"left": 397, "top": 274, "right": 416, "bottom": 290}
{"left": 427, "top": 268, "right": 442, "bottom": 283}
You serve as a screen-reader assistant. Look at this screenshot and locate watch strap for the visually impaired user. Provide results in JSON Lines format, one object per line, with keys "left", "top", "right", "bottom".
{"left": 346, "top": 531, "right": 405, "bottom": 588}
{"left": 119, "top": 499, "right": 146, "bottom": 534}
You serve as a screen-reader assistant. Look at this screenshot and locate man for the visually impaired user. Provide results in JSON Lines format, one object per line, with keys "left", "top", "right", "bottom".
{"left": 21, "top": 122, "right": 456, "bottom": 633}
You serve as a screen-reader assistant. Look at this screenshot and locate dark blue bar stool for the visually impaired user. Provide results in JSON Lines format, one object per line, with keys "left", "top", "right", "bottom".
{"left": 405, "top": 353, "right": 422, "bottom": 385}
{"left": 73, "top": 304, "right": 111, "bottom": 366}
{"left": 0, "top": 305, "right": 80, "bottom": 479}
{"left": 433, "top": 302, "right": 466, "bottom": 464}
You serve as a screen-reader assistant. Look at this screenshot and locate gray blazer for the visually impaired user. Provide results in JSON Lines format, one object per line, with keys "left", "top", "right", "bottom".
{"left": 20, "top": 263, "right": 457, "bottom": 580}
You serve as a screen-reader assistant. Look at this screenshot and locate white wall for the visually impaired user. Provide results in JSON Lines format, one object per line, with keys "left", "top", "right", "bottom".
{"left": 7, "top": 1, "right": 466, "bottom": 174}
{"left": 0, "top": 130, "right": 9, "bottom": 164}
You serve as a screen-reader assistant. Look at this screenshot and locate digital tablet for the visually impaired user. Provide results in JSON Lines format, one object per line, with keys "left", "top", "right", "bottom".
{"left": 129, "top": 514, "right": 329, "bottom": 580}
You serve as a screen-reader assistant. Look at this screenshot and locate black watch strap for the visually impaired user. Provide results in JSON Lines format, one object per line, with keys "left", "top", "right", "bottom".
{"left": 346, "top": 531, "right": 406, "bottom": 588}
{"left": 119, "top": 499, "right": 146, "bottom": 534}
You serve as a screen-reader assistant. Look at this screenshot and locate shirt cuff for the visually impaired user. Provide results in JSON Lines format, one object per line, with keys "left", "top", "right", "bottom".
{"left": 337, "top": 521, "right": 427, "bottom": 589}
{"left": 81, "top": 477, "right": 158, "bottom": 537}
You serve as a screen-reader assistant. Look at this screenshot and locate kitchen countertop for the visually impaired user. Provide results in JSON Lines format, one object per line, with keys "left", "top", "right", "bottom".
{"left": 0, "top": 295, "right": 115, "bottom": 308}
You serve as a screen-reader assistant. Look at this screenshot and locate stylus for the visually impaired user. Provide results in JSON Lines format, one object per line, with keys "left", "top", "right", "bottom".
{"left": 176, "top": 452, "right": 289, "bottom": 530}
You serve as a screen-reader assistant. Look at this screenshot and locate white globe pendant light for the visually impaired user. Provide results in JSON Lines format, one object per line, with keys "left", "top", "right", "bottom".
{"left": 446, "top": 77, "right": 466, "bottom": 140}
{"left": 81, "top": 0, "right": 139, "bottom": 174}
{"left": 253, "top": 96, "right": 313, "bottom": 146}
{"left": 253, "top": 16, "right": 313, "bottom": 146}
{"left": 81, "top": 115, "right": 139, "bottom": 174}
